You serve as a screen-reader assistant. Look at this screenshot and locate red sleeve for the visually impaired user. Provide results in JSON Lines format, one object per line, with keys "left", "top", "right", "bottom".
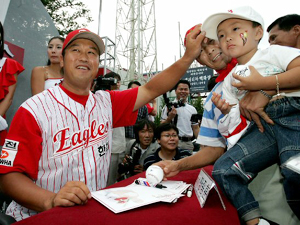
{"left": 110, "top": 88, "right": 138, "bottom": 128}
{"left": 146, "top": 103, "right": 154, "bottom": 114}
{"left": 0, "top": 58, "right": 25, "bottom": 100}
{"left": 0, "top": 107, "right": 42, "bottom": 180}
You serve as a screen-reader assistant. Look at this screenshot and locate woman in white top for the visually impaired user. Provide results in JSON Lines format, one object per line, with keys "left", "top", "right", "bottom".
{"left": 31, "top": 36, "right": 65, "bottom": 95}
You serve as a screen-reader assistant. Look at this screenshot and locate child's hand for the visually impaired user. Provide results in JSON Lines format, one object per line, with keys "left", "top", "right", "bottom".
{"left": 232, "top": 66, "right": 264, "bottom": 90}
{"left": 211, "top": 92, "right": 231, "bottom": 115}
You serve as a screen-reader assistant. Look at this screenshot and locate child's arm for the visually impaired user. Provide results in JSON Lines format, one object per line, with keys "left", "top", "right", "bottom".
{"left": 211, "top": 92, "right": 250, "bottom": 148}
{"left": 211, "top": 92, "right": 232, "bottom": 115}
{"left": 232, "top": 57, "right": 300, "bottom": 91}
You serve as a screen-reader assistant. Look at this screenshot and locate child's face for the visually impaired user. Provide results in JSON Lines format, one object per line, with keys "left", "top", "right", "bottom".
{"left": 217, "top": 18, "right": 263, "bottom": 64}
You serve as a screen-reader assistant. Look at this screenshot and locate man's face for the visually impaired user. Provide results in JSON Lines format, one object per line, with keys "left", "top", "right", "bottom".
{"left": 61, "top": 39, "right": 99, "bottom": 90}
{"left": 175, "top": 83, "right": 189, "bottom": 102}
{"left": 158, "top": 129, "right": 178, "bottom": 151}
{"left": 268, "top": 24, "right": 298, "bottom": 47}
{"left": 110, "top": 79, "right": 120, "bottom": 90}
{"left": 130, "top": 83, "right": 139, "bottom": 89}
{"left": 217, "top": 19, "right": 263, "bottom": 63}
{"left": 116, "top": 80, "right": 121, "bottom": 90}
{"left": 138, "top": 125, "right": 154, "bottom": 149}
{"left": 196, "top": 38, "right": 231, "bottom": 70}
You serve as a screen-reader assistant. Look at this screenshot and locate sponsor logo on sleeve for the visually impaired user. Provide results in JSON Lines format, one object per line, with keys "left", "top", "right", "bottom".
{"left": 4, "top": 139, "right": 19, "bottom": 150}
{"left": 0, "top": 139, "right": 19, "bottom": 167}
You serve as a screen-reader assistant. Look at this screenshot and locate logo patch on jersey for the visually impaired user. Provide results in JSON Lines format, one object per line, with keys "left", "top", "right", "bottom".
{"left": 1, "top": 140, "right": 19, "bottom": 167}
{"left": 4, "top": 139, "right": 19, "bottom": 150}
{"left": 0, "top": 150, "right": 17, "bottom": 167}
{"left": 52, "top": 119, "right": 109, "bottom": 157}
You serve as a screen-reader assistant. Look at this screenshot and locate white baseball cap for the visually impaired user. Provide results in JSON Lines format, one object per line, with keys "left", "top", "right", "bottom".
{"left": 202, "top": 6, "right": 264, "bottom": 40}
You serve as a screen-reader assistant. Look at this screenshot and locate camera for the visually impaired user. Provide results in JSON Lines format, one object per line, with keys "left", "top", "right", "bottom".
{"left": 163, "top": 93, "right": 185, "bottom": 112}
{"left": 168, "top": 98, "right": 185, "bottom": 110}
{"left": 93, "top": 76, "right": 118, "bottom": 92}
{"left": 118, "top": 147, "right": 141, "bottom": 181}
{"left": 191, "top": 113, "right": 202, "bottom": 123}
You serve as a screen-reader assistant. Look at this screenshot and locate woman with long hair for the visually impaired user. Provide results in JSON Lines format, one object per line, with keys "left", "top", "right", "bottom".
{"left": 30, "top": 36, "right": 64, "bottom": 95}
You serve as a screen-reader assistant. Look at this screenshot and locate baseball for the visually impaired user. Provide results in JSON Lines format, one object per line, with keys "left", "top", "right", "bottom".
{"left": 146, "top": 165, "right": 164, "bottom": 185}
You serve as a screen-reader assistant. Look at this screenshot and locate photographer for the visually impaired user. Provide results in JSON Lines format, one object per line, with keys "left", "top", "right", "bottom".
{"left": 118, "top": 119, "right": 159, "bottom": 180}
{"left": 161, "top": 80, "right": 199, "bottom": 153}
{"left": 92, "top": 71, "right": 119, "bottom": 92}
{"left": 102, "top": 72, "right": 126, "bottom": 186}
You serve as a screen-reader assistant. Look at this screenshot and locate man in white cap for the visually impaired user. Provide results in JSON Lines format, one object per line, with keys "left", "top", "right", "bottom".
{"left": 0, "top": 26, "right": 204, "bottom": 221}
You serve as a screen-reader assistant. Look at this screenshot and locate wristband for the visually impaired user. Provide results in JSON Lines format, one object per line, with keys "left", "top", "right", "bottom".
{"left": 260, "top": 90, "right": 272, "bottom": 100}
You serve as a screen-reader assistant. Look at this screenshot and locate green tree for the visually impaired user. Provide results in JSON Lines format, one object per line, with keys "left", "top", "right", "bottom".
{"left": 41, "top": 0, "right": 93, "bottom": 36}
{"left": 190, "top": 96, "right": 204, "bottom": 115}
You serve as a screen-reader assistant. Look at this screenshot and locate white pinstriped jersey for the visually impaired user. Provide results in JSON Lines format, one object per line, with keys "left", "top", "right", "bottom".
{"left": 1, "top": 85, "right": 137, "bottom": 220}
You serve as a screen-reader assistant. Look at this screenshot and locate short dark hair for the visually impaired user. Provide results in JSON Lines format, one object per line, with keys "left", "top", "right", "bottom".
{"left": 0, "top": 22, "right": 4, "bottom": 59}
{"left": 128, "top": 80, "right": 141, "bottom": 89}
{"left": 267, "top": 14, "right": 300, "bottom": 32}
{"left": 252, "top": 21, "right": 261, "bottom": 28}
{"left": 47, "top": 36, "right": 65, "bottom": 65}
{"left": 134, "top": 119, "right": 156, "bottom": 143}
{"left": 174, "top": 79, "right": 190, "bottom": 90}
{"left": 104, "top": 72, "right": 121, "bottom": 81}
{"left": 155, "top": 123, "right": 179, "bottom": 140}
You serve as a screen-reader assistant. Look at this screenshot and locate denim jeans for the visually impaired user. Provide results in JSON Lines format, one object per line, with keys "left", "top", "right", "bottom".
{"left": 212, "top": 97, "right": 300, "bottom": 222}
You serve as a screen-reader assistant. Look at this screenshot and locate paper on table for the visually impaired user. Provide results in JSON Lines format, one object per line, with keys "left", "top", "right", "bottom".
{"left": 92, "top": 180, "right": 189, "bottom": 213}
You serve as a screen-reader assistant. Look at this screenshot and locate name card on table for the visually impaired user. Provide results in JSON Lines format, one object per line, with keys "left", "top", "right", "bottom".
{"left": 194, "top": 169, "right": 226, "bottom": 210}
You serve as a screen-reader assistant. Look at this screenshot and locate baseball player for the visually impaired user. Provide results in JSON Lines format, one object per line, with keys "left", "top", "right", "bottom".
{"left": 0, "top": 26, "right": 204, "bottom": 221}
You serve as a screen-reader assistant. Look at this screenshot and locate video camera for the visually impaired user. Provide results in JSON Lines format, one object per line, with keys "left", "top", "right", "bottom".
{"left": 163, "top": 93, "right": 185, "bottom": 112}
{"left": 118, "top": 146, "right": 141, "bottom": 181}
{"left": 93, "top": 76, "right": 118, "bottom": 92}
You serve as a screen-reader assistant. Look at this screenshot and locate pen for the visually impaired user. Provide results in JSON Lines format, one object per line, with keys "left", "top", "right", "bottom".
{"left": 134, "top": 179, "right": 166, "bottom": 189}
{"left": 154, "top": 183, "right": 167, "bottom": 189}
{"left": 187, "top": 184, "right": 193, "bottom": 197}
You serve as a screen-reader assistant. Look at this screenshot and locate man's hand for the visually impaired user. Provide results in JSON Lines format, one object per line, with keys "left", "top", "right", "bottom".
{"left": 154, "top": 160, "right": 180, "bottom": 179}
{"left": 232, "top": 66, "right": 265, "bottom": 91}
{"left": 134, "top": 165, "right": 143, "bottom": 174}
{"left": 239, "top": 91, "right": 274, "bottom": 132}
{"left": 184, "top": 24, "right": 206, "bottom": 61}
{"left": 211, "top": 92, "right": 231, "bottom": 115}
{"left": 50, "top": 181, "right": 91, "bottom": 209}
{"left": 167, "top": 106, "right": 177, "bottom": 121}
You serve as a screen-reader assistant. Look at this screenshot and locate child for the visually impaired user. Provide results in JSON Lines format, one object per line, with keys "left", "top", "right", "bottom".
{"left": 202, "top": 6, "right": 300, "bottom": 225}
{"left": 203, "top": 6, "right": 300, "bottom": 149}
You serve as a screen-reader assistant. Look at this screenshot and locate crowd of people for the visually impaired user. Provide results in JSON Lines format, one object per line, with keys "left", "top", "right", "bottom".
{"left": 0, "top": 6, "right": 300, "bottom": 225}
